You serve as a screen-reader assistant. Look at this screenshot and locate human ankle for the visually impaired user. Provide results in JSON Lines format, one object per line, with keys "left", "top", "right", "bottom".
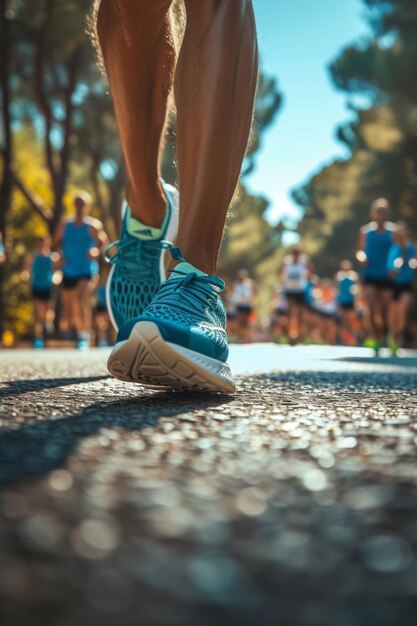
{"left": 126, "top": 187, "right": 166, "bottom": 229}
{"left": 169, "top": 247, "right": 216, "bottom": 275}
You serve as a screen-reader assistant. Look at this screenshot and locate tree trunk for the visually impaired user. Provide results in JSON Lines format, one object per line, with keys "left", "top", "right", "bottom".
{"left": 50, "top": 46, "right": 82, "bottom": 235}
{"left": 0, "top": 0, "right": 13, "bottom": 335}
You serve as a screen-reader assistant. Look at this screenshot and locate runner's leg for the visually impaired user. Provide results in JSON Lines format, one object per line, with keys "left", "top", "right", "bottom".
{"left": 97, "top": 0, "right": 258, "bottom": 267}
{"left": 364, "top": 286, "right": 380, "bottom": 341}
{"left": 298, "top": 302, "right": 305, "bottom": 340}
{"left": 60, "top": 289, "right": 71, "bottom": 335}
{"left": 396, "top": 292, "right": 412, "bottom": 346}
{"left": 96, "top": 0, "right": 175, "bottom": 227}
{"left": 175, "top": 0, "right": 258, "bottom": 273}
{"left": 34, "top": 300, "right": 45, "bottom": 339}
{"left": 78, "top": 277, "right": 99, "bottom": 338}
{"left": 379, "top": 288, "right": 392, "bottom": 342}
{"left": 68, "top": 288, "right": 83, "bottom": 338}
{"left": 104, "top": 0, "right": 258, "bottom": 392}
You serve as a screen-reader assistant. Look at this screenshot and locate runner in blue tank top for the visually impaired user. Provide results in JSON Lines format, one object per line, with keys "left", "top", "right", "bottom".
{"left": 387, "top": 221, "right": 416, "bottom": 353}
{"left": 54, "top": 191, "right": 108, "bottom": 349}
{"left": 356, "top": 198, "right": 394, "bottom": 351}
{"left": 24, "top": 235, "right": 58, "bottom": 349}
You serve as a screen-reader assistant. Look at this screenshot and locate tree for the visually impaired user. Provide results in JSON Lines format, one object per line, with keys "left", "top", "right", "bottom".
{"left": 10, "top": 0, "right": 100, "bottom": 234}
{"left": 0, "top": 1, "right": 15, "bottom": 334}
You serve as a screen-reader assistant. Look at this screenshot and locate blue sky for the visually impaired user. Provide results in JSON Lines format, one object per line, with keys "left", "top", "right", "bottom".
{"left": 249, "top": 0, "right": 369, "bottom": 232}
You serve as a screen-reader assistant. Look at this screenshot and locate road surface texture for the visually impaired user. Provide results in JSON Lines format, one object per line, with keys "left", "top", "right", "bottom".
{"left": 1, "top": 345, "right": 417, "bottom": 626}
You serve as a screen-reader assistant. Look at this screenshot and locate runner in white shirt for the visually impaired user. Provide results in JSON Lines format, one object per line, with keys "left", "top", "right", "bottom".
{"left": 315, "top": 278, "right": 338, "bottom": 345}
{"left": 279, "top": 247, "right": 314, "bottom": 342}
{"left": 223, "top": 284, "right": 238, "bottom": 343}
{"left": 231, "top": 269, "right": 257, "bottom": 341}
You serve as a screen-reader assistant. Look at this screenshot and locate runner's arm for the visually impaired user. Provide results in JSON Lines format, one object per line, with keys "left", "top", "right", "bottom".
{"left": 89, "top": 220, "right": 109, "bottom": 250}
{"left": 355, "top": 228, "right": 367, "bottom": 265}
{"left": 307, "top": 259, "right": 315, "bottom": 276}
{"left": 20, "top": 255, "right": 32, "bottom": 282}
{"left": 51, "top": 251, "right": 61, "bottom": 271}
{"left": 411, "top": 243, "right": 417, "bottom": 277}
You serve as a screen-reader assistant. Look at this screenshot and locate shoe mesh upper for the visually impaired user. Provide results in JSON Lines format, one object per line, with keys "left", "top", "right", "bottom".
{"left": 118, "top": 267, "right": 229, "bottom": 361}
{"left": 105, "top": 184, "right": 178, "bottom": 330}
{"left": 108, "top": 239, "right": 164, "bottom": 328}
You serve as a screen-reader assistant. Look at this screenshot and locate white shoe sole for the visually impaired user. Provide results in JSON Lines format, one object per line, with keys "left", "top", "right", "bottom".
{"left": 107, "top": 321, "right": 236, "bottom": 394}
{"left": 106, "top": 182, "right": 180, "bottom": 332}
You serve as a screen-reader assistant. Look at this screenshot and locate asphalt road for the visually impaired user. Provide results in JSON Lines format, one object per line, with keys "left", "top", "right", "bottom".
{"left": 1, "top": 345, "right": 417, "bottom": 626}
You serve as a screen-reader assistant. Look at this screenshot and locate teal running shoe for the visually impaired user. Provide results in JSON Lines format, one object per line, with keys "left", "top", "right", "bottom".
{"left": 107, "top": 248, "right": 235, "bottom": 393}
{"left": 105, "top": 181, "right": 179, "bottom": 331}
{"left": 33, "top": 338, "right": 44, "bottom": 349}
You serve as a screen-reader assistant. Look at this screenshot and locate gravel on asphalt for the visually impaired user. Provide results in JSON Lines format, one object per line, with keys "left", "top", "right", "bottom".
{"left": 1, "top": 347, "right": 417, "bottom": 626}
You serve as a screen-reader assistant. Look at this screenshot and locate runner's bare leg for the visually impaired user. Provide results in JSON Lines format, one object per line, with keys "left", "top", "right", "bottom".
{"left": 96, "top": 0, "right": 175, "bottom": 228}
{"left": 97, "top": 0, "right": 258, "bottom": 269}
{"left": 175, "top": 0, "right": 258, "bottom": 273}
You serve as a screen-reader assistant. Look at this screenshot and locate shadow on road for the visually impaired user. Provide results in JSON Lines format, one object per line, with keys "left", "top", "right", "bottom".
{"left": 0, "top": 376, "right": 111, "bottom": 398}
{"left": 0, "top": 389, "right": 233, "bottom": 487}
{"left": 2, "top": 353, "right": 416, "bottom": 488}
{"left": 335, "top": 356, "right": 417, "bottom": 368}
{"left": 265, "top": 366, "right": 417, "bottom": 392}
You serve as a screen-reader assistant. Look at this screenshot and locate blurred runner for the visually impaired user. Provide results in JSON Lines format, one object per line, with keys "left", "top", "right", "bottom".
{"left": 387, "top": 221, "right": 416, "bottom": 354}
{"left": 280, "top": 246, "right": 314, "bottom": 342}
{"left": 303, "top": 274, "right": 321, "bottom": 343}
{"left": 94, "top": 281, "right": 111, "bottom": 347}
{"left": 23, "top": 235, "right": 58, "bottom": 349}
{"left": 270, "top": 285, "right": 288, "bottom": 342}
{"left": 336, "top": 260, "right": 359, "bottom": 345}
{"left": 223, "top": 285, "right": 238, "bottom": 342}
{"left": 231, "top": 269, "right": 257, "bottom": 341}
{"left": 316, "top": 278, "right": 338, "bottom": 345}
{"left": 0, "top": 232, "right": 5, "bottom": 266}
{"left": 356, "top": 198, "right": 394, "bottom": 352}
{"left": 55, "top": 191, "right": 108, "bottom": 349}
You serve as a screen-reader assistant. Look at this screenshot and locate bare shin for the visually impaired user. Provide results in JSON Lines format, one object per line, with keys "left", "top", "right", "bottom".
{"left": 174, "top": 0, "right": 258, "bottom": 273}
{"left": 96, "top": 0, "right": 175, "bottom": 227}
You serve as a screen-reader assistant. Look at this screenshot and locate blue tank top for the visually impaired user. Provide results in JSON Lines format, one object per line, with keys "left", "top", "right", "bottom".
{"left": 62, "top": 219, "right": 99, "bottom": 278}
{"left": 337, "top": 273, "right": 356, "bottom": 305}
{"left": 387, "top": 242, "right": 416, "bottom": 285}
{"left": 32, "top": 254, "right": 53, "bottom": 290}
{"left": 304, "top": 280, "right": 315, "bottom": 306}
{"left": 363, "top": 226, "right": 393, "bottom": 280}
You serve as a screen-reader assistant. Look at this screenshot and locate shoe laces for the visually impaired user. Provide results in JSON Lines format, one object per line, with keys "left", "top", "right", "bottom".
{"left": 104, "top": 233, "right": 172, "bottom": 279}
{"left": 151, "top": 267, "right": 225, "bottom": 317}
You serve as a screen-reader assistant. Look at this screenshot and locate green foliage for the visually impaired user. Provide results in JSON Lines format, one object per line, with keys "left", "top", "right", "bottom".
{"left": 244, "top": 74, "right": 283, "bottom": 176}
{"left": 219, "top": 183, "right": 284, "bottom": 320}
